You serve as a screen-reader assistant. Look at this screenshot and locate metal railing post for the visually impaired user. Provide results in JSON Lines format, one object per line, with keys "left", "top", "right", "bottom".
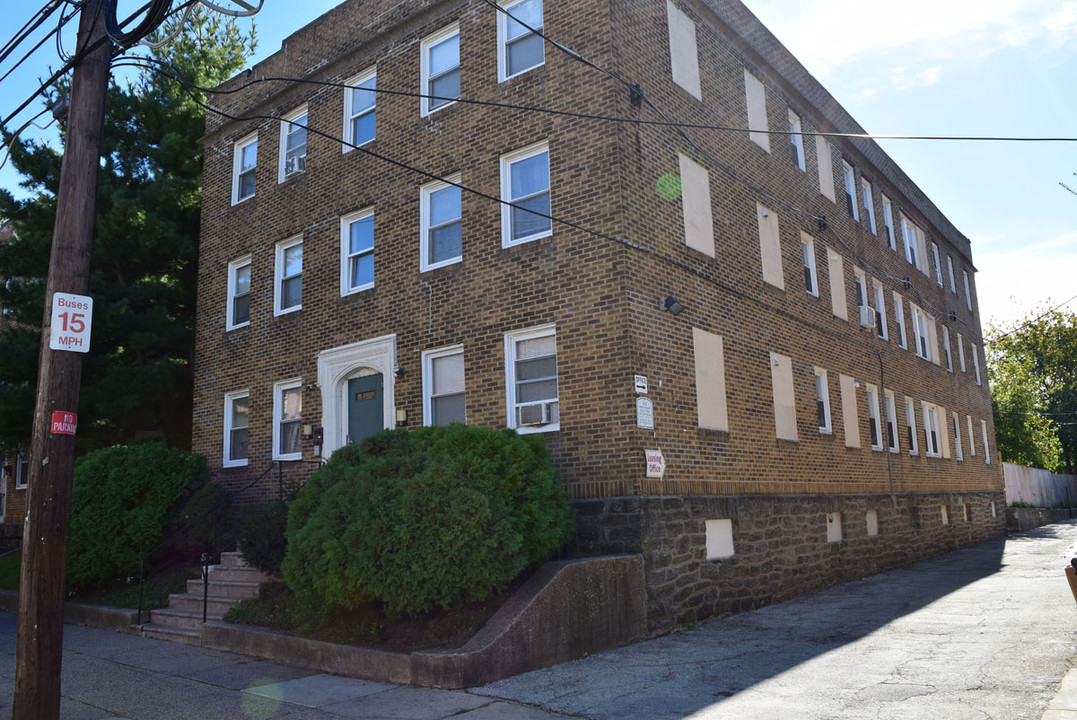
{"left": 201, "top": 553, "right": 209, "bottom": 623}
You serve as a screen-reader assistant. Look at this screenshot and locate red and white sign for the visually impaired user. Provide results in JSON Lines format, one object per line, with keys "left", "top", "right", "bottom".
{"left": 49, "top": 292, "right": 93, "bottom": 353}
{"left": 51, "top": 411, "right": 77, "bottom": 436}
{"left": 645, "top": 449, "right": 665, "bottom": 478}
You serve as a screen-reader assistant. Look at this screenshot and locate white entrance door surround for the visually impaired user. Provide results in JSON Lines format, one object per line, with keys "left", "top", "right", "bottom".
{"left": 317, "top": 334, "right": 397, "bottom": 457}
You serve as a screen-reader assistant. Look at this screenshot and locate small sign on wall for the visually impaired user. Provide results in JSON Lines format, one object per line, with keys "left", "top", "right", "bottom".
{"left": 636, "top": 397, "right": 654, "bottom": 429}
{"left": 634, "top": 375, "right": 648, "bottom": 394}
{"left": 645, "top": 449, "right": 665, "bottom": 478}
{"left": 50, "top": 411, "right": 77, "bottom": 436}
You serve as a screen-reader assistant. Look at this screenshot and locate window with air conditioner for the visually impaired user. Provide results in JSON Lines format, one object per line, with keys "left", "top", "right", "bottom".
{"left": 279, "top": 105, "right": 307, "bottom": 182}
{"left": 506, "top": 325, "right": 559, "bottom": 433}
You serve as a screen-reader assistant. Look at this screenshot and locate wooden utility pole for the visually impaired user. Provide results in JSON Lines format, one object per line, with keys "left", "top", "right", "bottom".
{"left": 12, "top": 1, "right": 112, "bottom": 717}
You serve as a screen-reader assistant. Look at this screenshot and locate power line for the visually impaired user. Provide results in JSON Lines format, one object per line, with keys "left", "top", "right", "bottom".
{"left": 0, "top": 1, "right": 64, "bottom": 66}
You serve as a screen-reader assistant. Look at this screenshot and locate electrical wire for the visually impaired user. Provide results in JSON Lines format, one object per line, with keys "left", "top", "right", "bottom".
{"left": 0, "top": 0, "right": 64, "bottom": 66}
{"left": 0, "top": 3, "right": 78, "bottom": 86}
{"left": 103, "top": 0, "right": 170, "bottom": 48}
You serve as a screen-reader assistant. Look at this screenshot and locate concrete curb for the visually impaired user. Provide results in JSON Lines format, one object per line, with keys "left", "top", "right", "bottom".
{"left": 0, "top": 589, "right": 140, "bottom": 634}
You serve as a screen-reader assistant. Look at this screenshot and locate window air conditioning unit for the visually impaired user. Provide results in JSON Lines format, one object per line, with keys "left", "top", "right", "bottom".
{"left": 859, "top": 305, "right": 876, "bottom": 329}
{"left": 518, "top": 401, "right": 555, "bottom": 427}
{"left": 285, "top": 156, "right": 306, "bottom": 175}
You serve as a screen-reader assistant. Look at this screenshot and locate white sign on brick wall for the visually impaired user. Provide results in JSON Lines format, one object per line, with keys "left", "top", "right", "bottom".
{"left": 645, "top": 449, "right": 665, "bottom": 478}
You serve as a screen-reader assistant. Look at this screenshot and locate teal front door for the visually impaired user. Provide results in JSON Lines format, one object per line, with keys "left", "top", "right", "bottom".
{"left": 347, "top": 373, "right": 384, "bottom": 445}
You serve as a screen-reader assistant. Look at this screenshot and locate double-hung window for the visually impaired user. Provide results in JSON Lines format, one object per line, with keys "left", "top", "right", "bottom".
{"left": 226, "top": 256, "right": 251, "bottom": 330}
{"left": 505, "top": 325, "right": 558, "bottom": 432}
{"left": 905, "top": 397, "right": 919, "bottom": 455}
{"left": 963, "top": 270, "right": 973, "bottom": 312}
{"left": 942, "top": 325, "right": 952, "bottom": 372}
{"left": 273, "top": 380, "right": 302, "bottom": 460}
{"left": 421, "top": 176, "right": 462, "bottom": 271}
{"left": 872, "top": 280, "right": 887, "bottom": 340}
{"left": 223, "top": 391, "right": 249, "bottom": 468}
{"left": 274, "top": 236, "right": 303, "bottom": 315}
{"left": 911, "top": 304, "right": 931, "bottom": 361}
{"left": 862, "top": 178, "right": 876, "bottom": 234}
{"left": 947, "top": 255, "right": 957, "bottom": 293}
{"left": 922, "top": 403, "right": 941, "bottom": 457}
{"left": 867, "top": 384, "right": 883, "bottom": 451}
{"left": 958, "top": 333, "right": 966, "bottom": 372}
{"left": 789, "top": 110, "right": 805, "bottom": 171}
{"left": 953, "top": 412, "right": 964, "bottom": 461}
{"left": 900, "top": 214, "right": 919, "bottom": 269}
{"left": 421, "top": 25, "right": 460, "bottom": 116}
{"left": 815, "top": 367, "right": 831, "bottom": 434}
{"left": 344, "top": 68, "right": 376, "bottom": 149}
{"left": 885, "top": 390, "right": 899, "bottom": 453}
{"left": 423, "top": 346, "right": 466, "bottom": 426}
{"left": 341, "top": 209, "right": 375, "bottom": 295}
{"left": 967, "top": 415, "right": 977, "bottom": 457}
{"left": 894, "top": 292, "right": 907, "bottom": 349}
{"left": 842, "top": 162, "right": 858, "bottom": 221}
{"left": 801, "top": 233, "right": 818, "bottom": 296}
{"left": 498, "top": 0, "right": 544, "bottom": 81}
{"left": 279, "top": 106, "right": 307, "bottom": 181}
{"left": 232, "top": 133, "right": 257, "bottom": 205}
{"left": 972, "top": 344, "right": 982, "bottom": 386}
{"left": 881, "top": 195, "right": 895, "bottom": 250}
{"left": 501, "top": 142, "right": 551, "bottom": 247}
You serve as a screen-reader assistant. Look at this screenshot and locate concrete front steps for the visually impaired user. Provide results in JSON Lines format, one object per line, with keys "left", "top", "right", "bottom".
{"left": 141, "top": 551, "right": 267, "bottom": 645}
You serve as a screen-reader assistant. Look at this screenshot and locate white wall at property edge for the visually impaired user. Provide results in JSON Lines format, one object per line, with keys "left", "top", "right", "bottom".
{"left": 1004, "top": 462, "right": 1077, "bottom": 508}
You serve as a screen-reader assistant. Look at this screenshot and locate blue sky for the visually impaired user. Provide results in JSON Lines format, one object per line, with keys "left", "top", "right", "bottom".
{"left": 2, "top": 0, "right": 1074, "bottom": 329}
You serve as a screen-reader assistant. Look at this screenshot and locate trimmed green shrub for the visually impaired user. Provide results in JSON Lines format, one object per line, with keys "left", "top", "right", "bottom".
{"left": 238, "top": 501, "right": 289, "bottom": 575}
{"left": 66, "top": 445, "right": 224, "bottom": 594}
{"left": 283, "top": 425, "right": 574, "bottom": 617}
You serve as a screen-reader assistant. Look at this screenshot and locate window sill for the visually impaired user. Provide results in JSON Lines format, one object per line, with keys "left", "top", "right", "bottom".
{"left": 502, "top": 231, "right": 553, "bottom": 250}
{"left": 512, "top": 423, "right": 559, "bottom": 435}
{"left": 274, "top": 305, "right": 302, "bottom": 317}
{"left": 273, "top": 453, "right": 302, "bottom": 462}
{"left": 226, "top": 322, "right": 250, "bottom": 332}
{"left": 341, "top": 283, "right": 374, "bottom": 297}
{"left": 343, "top": 137, "right": 375, "bottom": 154}
{"left": 421, "top": 257, "right": 462, "bottom": 273}
{"left": 223, "top": 460, "right": 248, "bottom": 469}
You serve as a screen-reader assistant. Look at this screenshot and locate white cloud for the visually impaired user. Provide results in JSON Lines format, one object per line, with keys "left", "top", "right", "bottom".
{"left": 974, "top": 229, "right": 1077, "bottom": 328}
{"left": 749, "top": 0, "right": 1077, "bottom": 89}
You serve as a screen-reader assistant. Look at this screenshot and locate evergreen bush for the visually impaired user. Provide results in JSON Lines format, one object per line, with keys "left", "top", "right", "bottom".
{"left": 237, "top": 500, "right": 289, "bottom": 575}
{"left": 283, "top": 425, "right": 573, "bottom": 617}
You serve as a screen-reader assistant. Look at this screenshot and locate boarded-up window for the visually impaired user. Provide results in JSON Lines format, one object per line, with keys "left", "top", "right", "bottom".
{"left": 693, "top": 328, "right": 729, "bottom": 432}
{"left": 840, "top": 374, "right": 860, "bottom": 448}
{"left": 770, "top": 352, "right": 797, "bottom": 441}
{"left": 757, "top": 203, "right": 784, "bottom": 289}
{"left": 816, "top": 135, "right": 835, "bottom": 202}
{"left": 666, "top": 2, "right": 701, "bottom": 100}
{"left": 827, "top": 248, "right": 847, "bottom": 320}
{"left": 678, "top": 153, "right": 714, "bottom": 257}
{"left": 744, "top": 69, "right": 770, "bottom": 152}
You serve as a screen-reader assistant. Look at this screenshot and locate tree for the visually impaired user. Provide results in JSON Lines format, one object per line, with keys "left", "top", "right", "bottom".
{"left": 987, "top": 308, "right": 1077, "bottom": 473}
{"left": 0, "top": 8, "right": 254, "bottom": 452}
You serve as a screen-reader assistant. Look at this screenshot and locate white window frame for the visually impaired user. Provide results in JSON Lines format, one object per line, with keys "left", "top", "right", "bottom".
{"left": 274, "top": 235, "right": 303, "bottom": 316}
{"left": 231, "top": 132, "right": 258, "bottom": 205}
{"left": 982, "top": 419, "right": 991, "bottom": 464}
{"left": 905, "top": 396, "right": 919, "bottom": 455}
{"left": 963, "top": 270, "right": 973, "bottom": 312}
{"left": 505, "top": 324, "right": 559, "bottom": 433}
{"left": 340, "top": 208, "right": 375, "bottom": 296}
{"left": 972, "top": 344, "right": 982, "bottom": 386}
{"left": 881, "top": 195, "right": 896, "bottom": 250}
{"left": 885, "top": 390, "right": 899, "bottom": 453}
{"left": 967, "top": 415, "right": 976, "bottom": 457}
{"left": 788, "top": 109, "right": 805, "bottom": 171}
{"left": 497, "top": 0, "right": 545, "bottom": 82}
{"left": 894, "top": 292, "right": 907, "bottom": 349}
{"left": 942, "top": 325, "right": 952, "bottom": 372}
{"left": 900, "top": 214, "right": 920, "bottom": 269}
{"left": 421, "top": 24, "right": 460, "bottom": 117}
{"left": 867, "top": 384, "right": 883, "bottom": 451}
{"left": 911, "top": 304, "right": 931, "bottom": 361}
{"left": 343, "top": 67, "right": 376, "bottom": 152}
{"left": 226, "top": 255, "right": 251, "bottom": 331}
{"left": 931, "top": 242, "right": 943, "bottom": 286}
{"left": 223, "top": 390, "right": 250, "bottom": 468}
{"left": 952, "top": 412, "right": 964, "bottom": 461}
{"left": 278, "top": 105, "right": 308, "bottom": 183}
{"left": 947, "top": 255, "right": 957, "bottom": 293}
{"left": 923, "top": 402, "right": 941, "bottom": 458}
{"left": 500, "top": 141, "right": 552, "bottom": 248}
{"left": 854, "top": 267, "right": 868, "bottom": 314}
{"left": 862, "top": 178, "right": 876, "bottom": 234}
{"left": 958, "top": 333, "right": 967, "bottom": 372}
{"left": 801, "top": 233, "right": 818, "bottom": 297}
{"left": 420, "top": 174, "right": 463, "bottom": 272}
{"left": 14, "top": 446, "right": 29, "bottom": 489}
{"left": 872, "top": 280, "right": 888, "bottom": 340}
{"left": 815, "top": 367, "right": 832, "bottom": 434}
{"left": 842, "top": 161, "right": 858, "bottom": 221}
{"left": 272, "top": 379, "right": 303, "bottom": 461}
{"left": 422, "top": 345, "right": 466, "bottom": 426}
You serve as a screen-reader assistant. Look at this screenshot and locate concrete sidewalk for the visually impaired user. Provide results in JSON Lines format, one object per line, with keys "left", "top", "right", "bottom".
{"left": 1, "top": 522, "right": 1076, "bottom": 719}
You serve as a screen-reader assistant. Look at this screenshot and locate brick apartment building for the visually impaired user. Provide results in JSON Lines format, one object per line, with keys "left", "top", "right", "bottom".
{"left": 193, "top": 0, "right": 1004, "bottom": 631}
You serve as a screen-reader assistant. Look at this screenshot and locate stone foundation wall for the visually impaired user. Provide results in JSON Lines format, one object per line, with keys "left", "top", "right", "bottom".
{"left": 570, "top": 492, "right": 1006, "bottom": 634}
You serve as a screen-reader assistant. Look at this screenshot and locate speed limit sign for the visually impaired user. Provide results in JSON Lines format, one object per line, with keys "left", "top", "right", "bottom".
{"left": 49, "top": 292, "right": 93, "bottom": 353}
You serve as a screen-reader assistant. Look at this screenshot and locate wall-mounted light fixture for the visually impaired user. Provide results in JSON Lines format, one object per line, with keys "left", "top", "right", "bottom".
{"left": 659, "top": 295, "right": 685, "bottom": 316}
{"left": 393, "top": 365, "right": 406, "bottom": 378}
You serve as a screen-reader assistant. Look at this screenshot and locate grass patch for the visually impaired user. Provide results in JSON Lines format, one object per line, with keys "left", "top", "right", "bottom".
{"left": 0, "top": 550, "right": 20, "bottom": 591}
{"left": 225, "top": 570, "right": 534, "bottom": 653}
